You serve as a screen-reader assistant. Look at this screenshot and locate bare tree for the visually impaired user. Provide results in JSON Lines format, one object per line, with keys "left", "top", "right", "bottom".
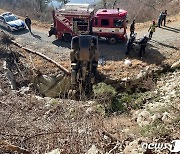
{"left": 112, "top": 0, "right": 121, "bottom": 9}
{"left": 103, "top": 0, "right": 107, "bottom": 9}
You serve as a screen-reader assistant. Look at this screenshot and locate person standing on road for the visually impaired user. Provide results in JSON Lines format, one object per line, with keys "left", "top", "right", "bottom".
{"left": 148, "top": 20, "right": 156, "bottom": 39}
{"left": 126, "top": 33, "right": 136, "bottom": 55}
{"left": 162, "top": 10, "right": 167, "bottom": 26}
{"left": 130, "top": 19, "right": 135, "bottom": 36}
{"left": 138, "top": 35, "right": 148, "bottom": 59}
{"left": 25, "top": 16, "right": 32, "bottom": 33}
{"left": 158, "top": 12, "right": 163, "bottom": 28}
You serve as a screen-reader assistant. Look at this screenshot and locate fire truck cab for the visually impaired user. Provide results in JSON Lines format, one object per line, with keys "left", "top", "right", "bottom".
{"left": 92, "top": 9, "right": 128, "bottom": 44}
{"left": 52, "top": 3, "right": 128, "bottom": 44}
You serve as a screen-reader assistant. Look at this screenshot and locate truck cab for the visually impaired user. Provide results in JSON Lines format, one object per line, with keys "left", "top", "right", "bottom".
{"left": 92, "top": 9, "right": 127, "bottom": 44}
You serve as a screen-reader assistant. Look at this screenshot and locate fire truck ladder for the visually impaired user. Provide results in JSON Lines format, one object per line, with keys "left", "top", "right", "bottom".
{"left": 56, "top": 14, "right": 73, "bottom": 31}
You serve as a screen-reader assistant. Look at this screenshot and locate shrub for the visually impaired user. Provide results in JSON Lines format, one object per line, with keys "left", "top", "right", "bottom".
{"left": 93, "top": 82, "right": 117, "bottom": 101}
{"left": 139, "top": 119, "right": 170, "bottom": 137}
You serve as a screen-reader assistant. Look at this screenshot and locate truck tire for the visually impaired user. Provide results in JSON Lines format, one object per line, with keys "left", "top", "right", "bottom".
{"left": 108, "top": 37, "right": 117, "bottom": 45}
{"left": 63, "top": 33, "right": 72, "bottom": 42}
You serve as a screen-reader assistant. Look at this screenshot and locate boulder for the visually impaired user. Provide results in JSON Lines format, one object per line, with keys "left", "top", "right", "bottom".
{"left": 137, "top": 110, "right": 152, "bottom": 127}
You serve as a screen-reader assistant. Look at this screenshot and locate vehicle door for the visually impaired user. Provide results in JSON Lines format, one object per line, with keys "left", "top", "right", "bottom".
{"left": 113, "top": 19, "right": 124, "bottom": 33}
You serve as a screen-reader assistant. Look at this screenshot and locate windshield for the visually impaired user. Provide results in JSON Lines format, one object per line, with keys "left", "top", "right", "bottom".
{"left": 114, "top": 19, "right": 124, "bottom": 27}
{"left": 4, "top": 15, "right": 18, "bottom": 22}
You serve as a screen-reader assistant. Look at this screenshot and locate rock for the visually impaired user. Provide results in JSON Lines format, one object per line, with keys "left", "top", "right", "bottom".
{"left": 171, "top": 59, "right": 180, "bottom": 69}
{"left": 124, "top": 59, "right": 132, "bottom": 66}
{"left": 5, "top": 68, "right": 17, "bottom": 89}
{"left": 151, "top": 113, "right": 162, "bottom": 123}
{"left": 86, "top": 144, "right": 101, "bottom": 154}
{"left": 162, "top": 112, "right": 173, "bottom": 124}
{"left": 123, "top": 139, "right": 145, "bottom": 154}
{"left": 132, "top": 110, "right": 141, "bottom": 121}
{"left": 135, "top": 67, "right": 149, "bottom": 81}
{"left": 19, "top": 86, "right": 30, "bottom": 95}
{"left": 87, "top": 100, "right": 96, "bottom": 106}
{"left": 34, "top": 95, "right": 45, "bottom": 101}
{"left": 0, "top": 88, "right": 4, "bottom": 96}
{"left": 86, "top": 107, "right": 95, "bottom": 115}
{"left": 45, "top": 149, "right": 61, "bottom": 154}
{"left": 137, "top": 110, "right": 152, "bottom": 127}
{"left": 145, "top": 102, "right": 166, "bottom": 112}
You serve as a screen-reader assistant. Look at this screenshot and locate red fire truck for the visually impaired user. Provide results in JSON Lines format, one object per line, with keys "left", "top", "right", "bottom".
{"left": 52, "top": 3, "right": 127, "bottom": 44}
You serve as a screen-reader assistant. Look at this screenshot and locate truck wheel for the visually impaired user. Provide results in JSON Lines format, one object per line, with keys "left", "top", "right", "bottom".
{"left": 108, "top": 37, "right": 117, "bottom": 45}
{"left": 63, "top": 33, "right": 72, "bottom": 42}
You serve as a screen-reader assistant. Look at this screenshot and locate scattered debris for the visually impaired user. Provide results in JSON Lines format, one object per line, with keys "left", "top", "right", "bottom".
{"left": 171, "top": 59, "right": 180, "bottom": 69}
{"left": 0, "top": 140, "right": 30, "bottom": 154}
{"left": 45, "top": 148, "right": 62, "bottom": 154}
{"left": 86, "top": 144, "right": 102, "bottom": 154}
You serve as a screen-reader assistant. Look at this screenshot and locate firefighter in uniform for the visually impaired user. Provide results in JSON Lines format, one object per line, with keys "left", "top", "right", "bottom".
{"left": 126, "top": 33, "right": 136, "bottom": 55}
{"left": 148, "top": 20, "right": 156, "bottom": 39}
{"left": 130, "top": 19, "right": 135, "bottom": 36}
{"left": 138, "top": 35, "right": 149, "bottom": 58}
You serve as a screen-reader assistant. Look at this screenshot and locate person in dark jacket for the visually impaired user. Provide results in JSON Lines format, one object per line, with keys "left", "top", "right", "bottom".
{"left": 126, "top": 33, "right": 136, "bottom": 55}
{"left": 130, "top": 19, "right": 135, "bottom": 36}
{"left": 158, "top": 12, "right": 163, "bottom": 28}
{"left": 48, "top": 24, "right": 57, "bottom": 37}
{"left": 138, "top": 35, "right": 149, "bottom": 58}
{"left": 25, "top": 16, "right": 32, "bottom": 33}
{"left": 162, "top": 10, "right": 167, "bottom": 26}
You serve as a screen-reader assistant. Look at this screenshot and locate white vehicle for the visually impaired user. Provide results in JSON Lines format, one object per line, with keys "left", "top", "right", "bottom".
{"left": 0, "top": 12, "right": 26, "bottom": 31}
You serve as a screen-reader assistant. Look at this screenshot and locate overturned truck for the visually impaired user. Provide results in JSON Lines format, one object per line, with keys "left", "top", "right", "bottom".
{"left": 34, "top": 35, "right": 99, "bottom": 98}
{"left": 70, "top": 35, "right": 99, "bottom": 96}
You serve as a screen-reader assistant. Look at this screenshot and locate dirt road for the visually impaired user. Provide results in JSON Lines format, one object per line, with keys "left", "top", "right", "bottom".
{"left": 1, "top": 17, "right": 180, "bottom": 80}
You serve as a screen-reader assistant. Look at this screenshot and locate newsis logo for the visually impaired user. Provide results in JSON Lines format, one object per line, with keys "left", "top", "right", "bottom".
{"left": 141, "top": 140, "right": 180, "bottom": 152}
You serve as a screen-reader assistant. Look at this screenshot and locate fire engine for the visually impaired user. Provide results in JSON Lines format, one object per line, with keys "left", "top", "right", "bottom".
{"left": 51, "top": 3, "right": 128, "bottom": 44}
